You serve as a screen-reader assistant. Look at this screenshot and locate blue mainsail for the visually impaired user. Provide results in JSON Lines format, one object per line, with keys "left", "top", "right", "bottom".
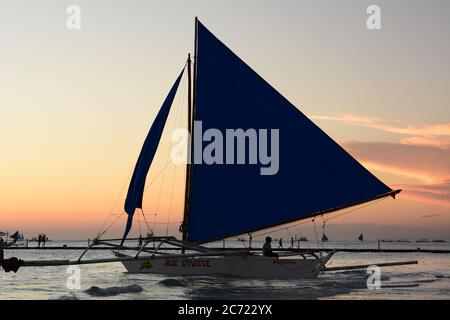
{"left": 123, "top": 69, "right": 184, "bottom": 239}
{"left": 186, "top": 21, "right": 394, "bottom": 243}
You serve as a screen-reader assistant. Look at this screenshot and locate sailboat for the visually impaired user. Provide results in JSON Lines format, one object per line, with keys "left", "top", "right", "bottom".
{"left": 2, "top": 19, "right": 411, "bottom": 278}
{"left": 10, "top": 231, "right": 23, "bottom": 243}
{"left": 321, "top": 234, "right": 329, "bottom": 242}
{"left": 358, "top": 234, "right": 364, "bottom": 242}
{"left": 116, "top": 18, "right": 401, "bottom": 278}
{"left": 0, "top": 231, "right": 10, "bottom": 247}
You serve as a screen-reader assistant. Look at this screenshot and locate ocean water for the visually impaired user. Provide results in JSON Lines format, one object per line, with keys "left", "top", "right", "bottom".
{"left": 1, "top": 240, "right": 449, "bottom": 300}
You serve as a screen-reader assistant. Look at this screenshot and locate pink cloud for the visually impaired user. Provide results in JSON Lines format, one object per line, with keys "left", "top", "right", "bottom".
{"left": 392, "top": 183, "right": 450, "bottom": 208}
{"left": 343, "top": 141, "right": 450, "bottom": 208}
{"left": 311, "top": 113, "right": 450, "bottom": 207}
{"left": 313, "top": 113, "right": 450, "bottom": 149}
{"left": 400, "top": 136, "right": 450, "bottom": 149}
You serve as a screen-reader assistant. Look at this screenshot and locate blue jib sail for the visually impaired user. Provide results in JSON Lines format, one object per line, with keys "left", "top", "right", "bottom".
{"left": 123, "top": 69, "right": 184, "bottom": 240}
{"left": 186, "top": 21, "right": 394, "bottom": 243}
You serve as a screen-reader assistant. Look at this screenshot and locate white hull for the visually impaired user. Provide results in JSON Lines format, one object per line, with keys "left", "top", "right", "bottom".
{"left": 121, "top": 254, "right": 332, "bottom": 279}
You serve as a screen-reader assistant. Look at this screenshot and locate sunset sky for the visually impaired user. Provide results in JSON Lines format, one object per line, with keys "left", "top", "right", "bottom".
{"left": 1, "top": 0, "right": 449, "bottom": 240}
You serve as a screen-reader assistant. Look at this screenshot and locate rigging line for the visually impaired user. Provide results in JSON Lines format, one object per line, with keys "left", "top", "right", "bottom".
{"left": 97, "top": 137, "right": 178, "bottom": 238}
{"left": 164, "top": 148, "right": 180, "bottom": 236}
{"left": 96, "top": 157, "right": 174, "bottom": 239}
{"left": 253, "top": 218, "right": 312, "bottom": 237}
{"left": 140, "top": 209, "right": 153, "bottom": 232}
{"left": 249, "top": 195, "right": 390, "bottom": 238}
{"left": 97, "top": 66, "right": 189, "bottom": 240}
{"left": 109, "top": 214, "right": 178, "bottom": 224}
{"left": 151, "top": 72, "right": 187, "bottom": 229}
{"left": 97, "top": 213, "right": 125, "bottom": 239}
{"left": 165, "top": 76, "right": 187, "bottom": 237}
{"left": 141, "top": 72, "right": 187, "bottom": 196}
{"left": 285, "top": 227, "right": 293, "bottom": 240}
{"left": 138, "top": 211, "right": 142, "bottom": 236}
{"left": 95, "top": 171, "right": 133, "bottom": 239}
{"left": 325, "top": 197, "right": 387, "bottom": 222}
{"left": 312, "top": 218, "right": 321, "bottom": 251}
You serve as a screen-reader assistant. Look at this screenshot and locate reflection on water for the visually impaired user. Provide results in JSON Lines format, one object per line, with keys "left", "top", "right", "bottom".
{"left": 1, "top": 241, "right": 449, "bottom": 300}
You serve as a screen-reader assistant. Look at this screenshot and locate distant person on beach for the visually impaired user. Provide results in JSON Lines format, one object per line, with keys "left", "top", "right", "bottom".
{"left": 291, "top": 237, "right": 294, "bottom": 248}
{"left": 262, "top": 237, "right": 279, "bottom": 258}
{"left": 138, "top": 235, "right": 143, "bottom": 247}
{"left": 278, "top": 238, "right": 283, "bottom": 248}
{"left": 42, "top": 234, "right": 46, "bottom": 247}
{"left": 37, "top": 235, "right": 41, "bottom": 248}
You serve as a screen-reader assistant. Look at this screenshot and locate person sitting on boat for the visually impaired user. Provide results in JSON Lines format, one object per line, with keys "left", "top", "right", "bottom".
{"left": 263, "top": 237, "right": 279, "bottom": 258}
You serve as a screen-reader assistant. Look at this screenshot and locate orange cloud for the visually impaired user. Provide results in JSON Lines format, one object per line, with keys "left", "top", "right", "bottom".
{"left": 360, "top": 160, "right": 445, "bottom": 185}
{"left": 400, "top": 136, "right": 450, "bottom": 149}
{"left": 344, "top": 141, "right": 450, "bottom": 208}
{"left": 391, "top": 184, "right": 450, "bottom": 208}
{"left": 313, "top": 113, "right": 450, "bottom": 149}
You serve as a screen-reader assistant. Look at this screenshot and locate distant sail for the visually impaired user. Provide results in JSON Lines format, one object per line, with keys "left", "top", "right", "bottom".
{"left": 123, "top": 69, "right": 185, "bottom": 239}
{"left": 358, "top": 233, "right": 364, "bottom": 241}
{"left": 186, "top": 21, "right": 394, "bottom": 243}
{"left": 10, "top": 231, "right": 21, "bottom": 242}
{"left": 322, "top": 234, "right": 329, "bottom": 242}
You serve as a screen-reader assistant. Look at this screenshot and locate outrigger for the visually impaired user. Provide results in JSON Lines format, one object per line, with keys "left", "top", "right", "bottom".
{"left": 0, "top": 238, "right": 416, "bottom": 278}
{"left": 1, "top": 18, "right": 417, "bottom": 278}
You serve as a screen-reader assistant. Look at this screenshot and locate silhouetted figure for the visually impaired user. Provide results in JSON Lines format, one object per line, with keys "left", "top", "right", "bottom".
{"left": 262, "top": 237, "right": 279, "bottom": 258}
{"left": 37, "top": 234, "right": 41, "bottom": 248}
{"left": 291, "top": 237, "right": 294, "bottom": 248}
{"left": 278, "top": 238, "right": 283, "bottom": 248}
{"left": 138, "top": 235, "right": 143, "bottom": 247}
{"left": 42, "top": 234, "right": 46, "bottom": 248}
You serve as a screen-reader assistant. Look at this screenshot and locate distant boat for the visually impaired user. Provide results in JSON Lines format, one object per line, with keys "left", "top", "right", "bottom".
{"left": 358, "top": 234, "right": 364, "bottom": 242}
{"left": 432, "top": 240, "right": 446, "bottom": 243}
{"left": 0, "top": 231, "right": 11, "bottom": 247}
{"left": 299, "top": 237, "right": 308, "bottom": 242}
{"left": 10, "top": 231, "right": 24, "bottom": 242}
{"left": 322, "top": 234, "right": 329, "bottom": 242}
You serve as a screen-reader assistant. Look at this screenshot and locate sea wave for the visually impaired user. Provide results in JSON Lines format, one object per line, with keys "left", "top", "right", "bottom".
{"left": 159, "top": 278, "right": 188, "bottom": 287}
{"left": 85, "top": 284, "right": 144, "bottom": 297}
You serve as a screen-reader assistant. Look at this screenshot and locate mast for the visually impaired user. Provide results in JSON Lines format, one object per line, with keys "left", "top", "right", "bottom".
{"left": 181, "top": 18, "right": 198, "bottom": 243}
